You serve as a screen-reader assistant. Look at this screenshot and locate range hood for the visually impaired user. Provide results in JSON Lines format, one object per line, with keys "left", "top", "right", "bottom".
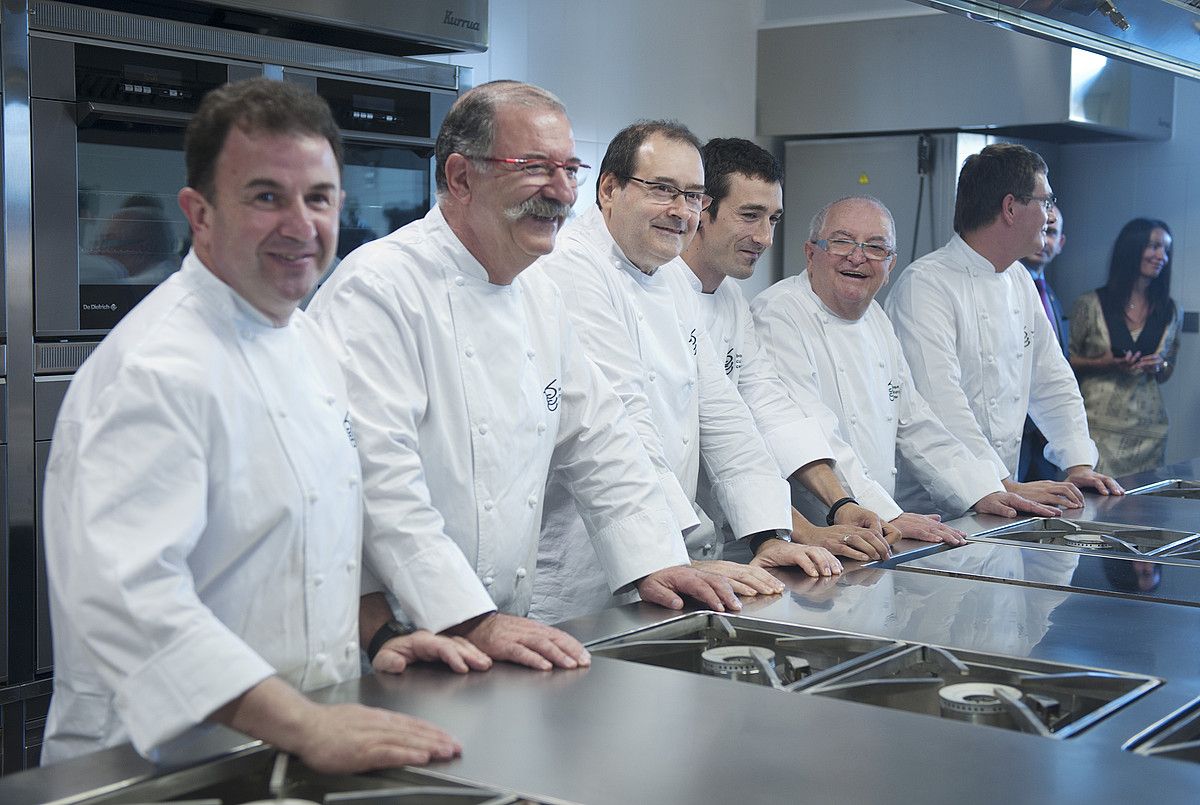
{"left": 909, "top": 1, "right": 1200, "bottom": 81}
{"left": 68, "top": 0, "right": 488, "bottom": 56}
{"left": 758, "top": 11, "right": 1173, "bottom": 141}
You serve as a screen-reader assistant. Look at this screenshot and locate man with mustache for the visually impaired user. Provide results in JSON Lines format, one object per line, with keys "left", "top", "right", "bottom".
{"left": 530, "top": 122, "right": 841, "bottom": 626}
{"left": 752, "top": 195, "right": 1058, "bottom": 535}
{"left": 309, "top": 83, "right": 738, "bottom": 671}
{"left": 885, "top": 144, "right": 1121, "bottom": 511}
{"left": 678, "top": 138, "right": 900, "bottom": 560}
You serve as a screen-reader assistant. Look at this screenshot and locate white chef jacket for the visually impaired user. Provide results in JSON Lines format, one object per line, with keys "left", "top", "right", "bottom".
{"left": 42, "top": 252, "right": 363, "bottom": 764}
{"left": 751, "top": 271, "right": 1004, "bottom": 523}
{"left": 307, "top": 206, "right": 688, "bottom": 634}
{"left": 884, "top": 235, "right": 1098, "bottom": 505}
{"left": 529, "top": 206, "right": 791, "bottom": 623}
{"left": 687, "top": 268, "right": 834, "bottom": 542}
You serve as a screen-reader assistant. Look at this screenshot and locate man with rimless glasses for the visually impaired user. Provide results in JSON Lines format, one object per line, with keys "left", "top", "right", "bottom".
{"left": 530, "top": 121, "right": 841, "bottom": 626}
{"left": 752, "top": 196, "right": 1058, "bottom": 541}
{"left": 886, "top": 143, "right": 1122, "bottom": 513}
{"left": 309, "top": 83, "right": 740, "bottom": 673}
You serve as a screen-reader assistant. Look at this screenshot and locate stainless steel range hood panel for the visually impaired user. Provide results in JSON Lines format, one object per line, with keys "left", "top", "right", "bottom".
{"left": 758, "top": 12, "right": 1173, "bottom": 140}
{"left": 910, "top": 0, "right": 1200, "bottom": 81}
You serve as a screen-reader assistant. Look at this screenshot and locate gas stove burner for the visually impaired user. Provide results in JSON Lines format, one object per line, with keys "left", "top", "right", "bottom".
{"left": 1062, "top": 533, "right": 1111, "bottom": 549}
{"left": 938, "top": 682, "right": 1022, "bottom": 721}
{"left": 701, "top": 645, "right": 775, "bottom": 682}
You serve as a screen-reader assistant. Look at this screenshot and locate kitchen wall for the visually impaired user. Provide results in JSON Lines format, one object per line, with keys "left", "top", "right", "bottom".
{"left": 1054, "top": 77, "right": 1200, "bottom": 464}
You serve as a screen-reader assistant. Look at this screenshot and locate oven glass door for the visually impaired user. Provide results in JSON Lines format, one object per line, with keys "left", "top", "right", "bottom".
{"left": 77, "top": 120, "right": 189, "bottom": 331}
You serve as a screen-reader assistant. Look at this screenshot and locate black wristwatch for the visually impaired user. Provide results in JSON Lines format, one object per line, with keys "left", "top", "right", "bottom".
{"left": 747, "top": 528, "right": 793, "bottom": 554}
{"left": 367, "top": 619, "right": 418, "bottom": 662}
{"left": 826, "top": 497, "right": 858, "bottom": 526}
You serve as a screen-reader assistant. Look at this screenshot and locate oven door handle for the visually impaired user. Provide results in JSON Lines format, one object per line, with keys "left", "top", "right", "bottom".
{"left": 341, "top": 129, "right": 436, "bottom": 156}
{"left": 74, "top": 102, "right": 192, "bottom": 128}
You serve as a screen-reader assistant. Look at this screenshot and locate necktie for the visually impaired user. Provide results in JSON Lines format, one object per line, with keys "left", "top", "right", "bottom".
{"left": 1033, "top": 276, "right": 1058, "bottom": 343}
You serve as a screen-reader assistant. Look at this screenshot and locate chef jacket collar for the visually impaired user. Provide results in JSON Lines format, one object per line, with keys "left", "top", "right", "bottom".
{"left": 425, "top": 204, "right": 494, "bottom": 285}
{"left": 577, "top": 204, "right": 662, "bottom": 284}
{"left": 680, "top": 259, "right": 705, "bottom": 294}
{"left": 946, "top": 234, "right": 1020, "bottom": 278}
{"left": 182, "top": 249, "right": 289, "bottom": 330}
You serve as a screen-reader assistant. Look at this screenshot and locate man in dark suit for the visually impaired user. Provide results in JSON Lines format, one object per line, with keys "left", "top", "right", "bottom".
{"left": 1018, "top": 203, "right": 1067, "bottom": 481}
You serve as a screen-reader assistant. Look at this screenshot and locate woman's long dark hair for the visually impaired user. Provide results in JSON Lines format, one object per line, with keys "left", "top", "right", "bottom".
{"left": 1098, "top": 218, "right": 1173, "bottom": 319}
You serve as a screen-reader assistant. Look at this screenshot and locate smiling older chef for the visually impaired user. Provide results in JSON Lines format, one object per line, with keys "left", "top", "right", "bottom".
{"left": 752, "top": 196, "right": 1059, "bottom": 540}
{"left": 885, "top": 144, "right": 1122, "bottom": 509}
{"left": 530, "top": 121, "right": 842, "bottom": 626}
{"left": 308, "top": 82, "right": 739, "bottom": 671}
{"left": 678, "top": 138, "right": 899, "bottom": 563}
{"left": 41, "top": 79, "right": 467, "bottom": 772}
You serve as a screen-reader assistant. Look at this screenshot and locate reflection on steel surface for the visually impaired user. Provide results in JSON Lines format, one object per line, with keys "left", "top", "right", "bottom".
{"left": 57, "top": 744, "right": 533, "bottom": 805}
{"left": 1129, "top": 479, "right": 1200, "bottom": 500}
{"left": 588, "top": 613, "right": 1159, "bottom": 740}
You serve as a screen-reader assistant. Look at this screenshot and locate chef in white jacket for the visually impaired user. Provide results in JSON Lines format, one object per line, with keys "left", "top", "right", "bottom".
{"left": 42, "top": 79, "right": 464, "bottom": 771}
{"left": 752, "top": 195, "right": 1058, "bottom": 538}
{"left": 531, "top": 121, "right": 841, "bottom": 625}
{"left": 884, "top": 143, "right": 1121, "bottom": 506}
{"left": 309, "top": 82, "right": 739, "bottom": 669}
{"left": 678, "top": 137, "right": 898, "bottom": 562}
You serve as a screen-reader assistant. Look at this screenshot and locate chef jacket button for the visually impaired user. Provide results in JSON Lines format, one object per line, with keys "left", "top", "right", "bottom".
{"left": 325, "top": 395, "right": 336, "bottom": 406}
{"left": 993, "top": 439, "right": 1003, "bottom": 447}
{"left": 648, "top": 370, "right": 657, "bottom": 382}
{"left": 527, "top": 494, "right": 538, "bottom": 508}
{"left": 703, "top": 543, "right": 714, "bottom": 554}
{"left": 347, "top": 560, "right": 357, "bottom": 573}
{"left": 344, "top": 643, "right": 358, "bottom": 660}
{"left": 527, "top": 348, "right": 536, "bottom": 359}
{"left": 821, "top": 315, "right": 829, "bottom": 324}
{"left": 637, "top": 312, "right": 644, "bottom": 320}
{"left": 1013, "top": 395, "right": 1020, "bottom": 402}
{"left": 682, "top": 435, "right": 690, "bottom": 445}
{"left": 277, "top": 409, "right": 288, "bottom": 419}
{"left": 455, "top": 276, "right": 465, "bottom": 286}
{"left": 885, "top": 414, "right": 893, "bottom": 422}
{"left": 989, "top": 398, "right": 997, "bottom": 406}
{"left": 348, "top": 476, "right": 358, "bottom": 487}
{"left": 899, "top": 418, "right": 909, "bottom": 426}
{"left": 315, "top": 652, "right": 328, "bottom": 664}
{"left": 313, "top": 574, "right": 324, "bottom": 587}
{"left": 850, "top": 415, "right": 857, "bottom": 424}
{"left": 307, "top": 491, "right": 319, "bottom": 504}
{"left": 516, "top": 567, "right": 528, "bottom": 580}
{"left": 838, "top": 367, "right": 845, "bottom": 374}
{"left": 479, "top": 423, "right": 489, "bottom": 435}
{"left": 484, "top": 500, "right": 494, "bottom": 511}
{"left": 465, "top": 346, "right": 475, "bottom": 358}
{"left": 537, "top": 422, "right": 547, "bottom": 434}
{"left": 891, "top": 467, "right": 898, "bottom": 475}
{"left": 877, "top": 360, "right": 885, "bottom": 368}
{"left": 483, "top": 575, "right": 495, "bottom": 586}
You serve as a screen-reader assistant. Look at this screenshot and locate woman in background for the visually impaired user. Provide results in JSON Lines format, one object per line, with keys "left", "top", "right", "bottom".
{"left": 1069, "top": 218, "right": 1181, "bottom": 476}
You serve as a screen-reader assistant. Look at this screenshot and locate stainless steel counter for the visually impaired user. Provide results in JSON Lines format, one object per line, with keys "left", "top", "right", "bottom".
{"left": 8, "top": 461, "right": 1200, "bottom": 803}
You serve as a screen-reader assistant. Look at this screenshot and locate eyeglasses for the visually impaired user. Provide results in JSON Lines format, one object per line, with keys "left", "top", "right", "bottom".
{"left": 811, "top": 238, "right": 896, "bottom": 262}
{"left": 479, "top": 157, "right": 590, "bottom": 186}
{"left": 622, "top": 176, "right": 712, "bottom": 212}
{"left": 1019, "top": 193, "right": 1057, "bottom": 212}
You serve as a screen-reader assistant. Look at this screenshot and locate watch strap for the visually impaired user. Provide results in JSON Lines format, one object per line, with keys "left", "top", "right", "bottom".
{"left": 367, "top": 619, "right": 417, "bottom": 662}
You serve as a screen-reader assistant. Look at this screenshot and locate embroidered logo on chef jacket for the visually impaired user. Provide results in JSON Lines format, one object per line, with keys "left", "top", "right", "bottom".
{"left": 343, "top": 413, "right": 357, "bottom": 447}
{"left": 543, "top": 379, "right": 560, "bottom": 411}
{"left": 887, "top": 381, "right": 900, "bottom": 402}
{"left": 1023, "top": 327, "right": 1032, "bottom": 348}
{"left": 689, "top": 328, "right": 698, "bottom": 355}
{"left": 725, "top": 348, "right": 743, "bottom": 376}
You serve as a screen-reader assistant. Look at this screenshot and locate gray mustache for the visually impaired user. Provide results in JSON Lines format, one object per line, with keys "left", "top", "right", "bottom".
{"left": 505, "top": 196, "right": 574, "bottom": 222}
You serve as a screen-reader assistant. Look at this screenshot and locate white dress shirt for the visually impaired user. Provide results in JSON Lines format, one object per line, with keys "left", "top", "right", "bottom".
{"left": 687, "top": 268, "right": 833, "bottom": 540}
{"left": 884, "top": 235, "right": 1098, "bottom": 507}
{"left": 529, "top": 206, "right": 791, "bottom": 624}
{"left": 42, "top": 252, "right": 363, "bottom": 763}
{"left": 752, "top": 271, "right": 1004, "bottom": 523}
{"left": 308, "top": 206, "right": 688, "bottom": 634}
